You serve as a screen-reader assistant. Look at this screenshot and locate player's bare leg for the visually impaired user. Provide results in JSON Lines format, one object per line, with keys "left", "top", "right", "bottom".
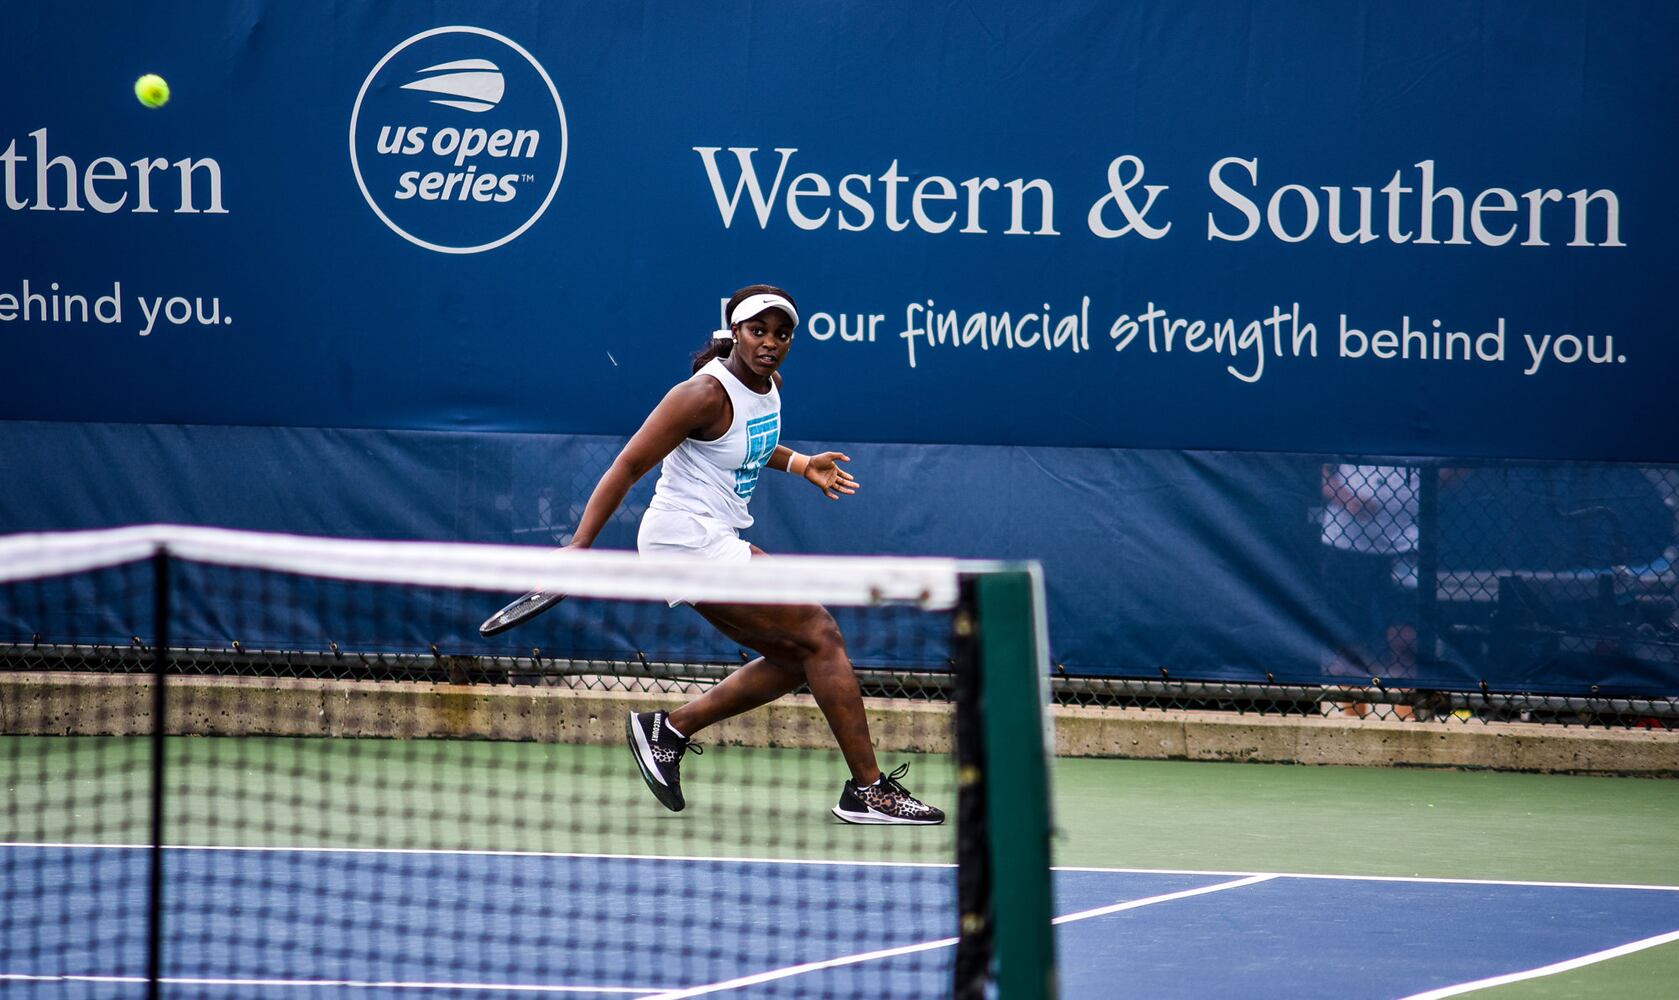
{"left": 676, "top": 600, "right": 881, "bottom": 785}
{"left": 667, "top": 653, "right": 803, "bottom": 727}
{"left": 628, "top": 549, "right": 942, "bottom": 822}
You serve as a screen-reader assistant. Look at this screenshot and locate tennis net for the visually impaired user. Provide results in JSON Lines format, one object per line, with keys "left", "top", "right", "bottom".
{"left": 0, "top": 526, "right": 1054, "bottom": 1000}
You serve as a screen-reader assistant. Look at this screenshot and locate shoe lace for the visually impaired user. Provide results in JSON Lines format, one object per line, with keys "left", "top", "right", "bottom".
{"left": 880, "top": 761, "right": 913, "bottom": 797}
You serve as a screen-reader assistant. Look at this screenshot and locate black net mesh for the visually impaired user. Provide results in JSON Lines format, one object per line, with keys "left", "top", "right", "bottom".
{"left": 0, "top": 538, "right": 999, "bottom": 999}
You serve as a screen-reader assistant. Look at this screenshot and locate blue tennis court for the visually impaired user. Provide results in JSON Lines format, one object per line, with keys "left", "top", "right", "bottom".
{"left": 6, "top": 844, "right": 1677, "bottom": 999}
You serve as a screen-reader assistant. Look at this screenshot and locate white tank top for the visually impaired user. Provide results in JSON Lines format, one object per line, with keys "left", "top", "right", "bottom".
{"left": 649, "top": 357, "right": 781, "bottom": 529}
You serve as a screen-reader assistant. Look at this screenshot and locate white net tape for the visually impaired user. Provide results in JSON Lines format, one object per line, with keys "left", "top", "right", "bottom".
{"left": 0, "top": 525, "right": 971, "bottom": 610}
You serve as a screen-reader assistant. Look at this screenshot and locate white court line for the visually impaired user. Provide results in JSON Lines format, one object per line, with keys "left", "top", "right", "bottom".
{"left": 1395, "top": 927, "right": 1679, "bottom": 999}
{"left": 636, "top": 875, "right": 1273, "bottom": 999}
{"left": 636, "top": 936, "right": 959, "bottom": 1000}
{"left": 16, "top": 848, "right": 1677, "bottom": 995}
{"left": 12, "top": 844, "right": 1678, "bottom": 891}
{"left": 1052, "top": 874, "right": 1277, "bottom": 924}
{"left": 1053, "top": 864, "right": 1679, "bottom": 893}
{"left": 0, "top": 973, "right": 663, "bottom": 994}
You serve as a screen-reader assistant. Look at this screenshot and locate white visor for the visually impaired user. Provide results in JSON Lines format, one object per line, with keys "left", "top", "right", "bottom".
{"left": 729, "top": 293, "right": 799, "bottom": 329}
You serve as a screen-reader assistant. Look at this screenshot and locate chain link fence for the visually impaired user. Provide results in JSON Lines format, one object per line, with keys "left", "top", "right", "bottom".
{"left": 5, "top": 643, "right": 1674, "bottom": 731}
{"left": 1301, "top": 459, "right": 1678, "bottom": 727}
{"left": 3, "top": 454, "right": 1676, "bottom": 731}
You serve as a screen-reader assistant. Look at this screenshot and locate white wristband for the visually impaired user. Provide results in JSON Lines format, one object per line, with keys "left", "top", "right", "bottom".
{"left": 787, "top": 452, "right": 809, "bottom": 476}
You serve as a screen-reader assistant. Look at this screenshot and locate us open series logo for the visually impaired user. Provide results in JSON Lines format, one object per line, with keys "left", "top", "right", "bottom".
{"left": 349, "top": 26, "right": 568, "bottom": 254}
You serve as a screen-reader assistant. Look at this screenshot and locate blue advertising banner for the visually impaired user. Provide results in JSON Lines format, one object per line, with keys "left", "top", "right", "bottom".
{"left": 3, "top": 0, "right": 1675, "bottom": 459}
{"left": 3, "top": 1, "right": 1677, "bottom": 693}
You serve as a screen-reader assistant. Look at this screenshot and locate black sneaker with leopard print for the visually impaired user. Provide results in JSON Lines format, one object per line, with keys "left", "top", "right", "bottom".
{"left": 831, "top": 762, "right": 945, "bottom": 825}
{"left": 626, "top": 710, "right": 701, "bottom": 812}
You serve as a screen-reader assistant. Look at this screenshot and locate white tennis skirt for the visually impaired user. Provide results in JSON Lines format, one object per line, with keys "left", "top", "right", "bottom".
{"left": 638, "top": 507, "right": 753, "bottom": 563}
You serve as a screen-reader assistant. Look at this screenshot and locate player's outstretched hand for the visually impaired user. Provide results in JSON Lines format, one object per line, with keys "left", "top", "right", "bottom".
{"left": 804, "top": 452, "right": 858, "bottom": 500}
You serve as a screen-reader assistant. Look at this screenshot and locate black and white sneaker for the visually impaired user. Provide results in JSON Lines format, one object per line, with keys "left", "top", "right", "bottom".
{"left": 626, "top": 710, "right": 701, "bottom": 812}
{"left": 832, "top": 763, "right": 945, "bottom": 825}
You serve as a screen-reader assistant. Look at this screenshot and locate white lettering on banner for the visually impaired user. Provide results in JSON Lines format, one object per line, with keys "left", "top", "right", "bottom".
{"left": 693, "top": 147, "right": 796, "bottom": 228}
{"left": 898, "top": 298, "right": 1090, "bottom": 369}
{"left": 1521, "top": 332, "right": 1624, "bottom": 374}
{"left": 1109, "top": 302, "right": 1316, "bottom": 384}
{"left": 0, "top": 129, "right": 226, "bottom": 214}
{"left": 692, "top": 147, "right": 1059, "bottom": 236}
{"left": 0, "top": 277, "right": 1636, "bottom": 387}
{"left": 714, "top": 295, "right": 888, "bottom": 344}
{"left": 0, "top": 280, "right": 233, "bottom": 338}
{"left": 689, "top": 149, "right": 1625, "bottom": 248}
{"left": 439, "top": 127, "right": 524, "bottom": 163}
{"left": 806, "top": 311, "right": 885, "bottom": 343}
{"left": 1338, "top": 316, "right": 1506, "bottom": 364}
{"left": 373, "top": 124, "right": 538, "bottom": 203}
{"left": 769, "top": 295, "right": 1634, "bottom": 384}
{"left": 1206, "top": 157, "right": 1623, "bottom": 248}
{"left": 348, "top": 26, "right": 568, "bottom": 254}
{"left": 1087, "top": 155, "right": 1171, "bottom": 239}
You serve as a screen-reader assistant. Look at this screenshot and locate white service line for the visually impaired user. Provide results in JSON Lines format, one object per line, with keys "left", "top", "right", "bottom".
{"left": 11, "top": 846, "right": 1675, "bottom": 891}
{"left": 1395, "top": 926, "right": 1679, "bottom": 999}
{"left": 1052, "top": 865, "right": 1679, "bottom": 893}
{"left": 0, "top": 973, "right": 664, "bottom": 994}
{"left": 638, "top": 874, "right": 1274, "bottom": 999}
{"left": 1052, "top": 874, "right": 1277, "bottom": 924}
{"left": 635, "top": 935, "right": 959, "bottom": 1000}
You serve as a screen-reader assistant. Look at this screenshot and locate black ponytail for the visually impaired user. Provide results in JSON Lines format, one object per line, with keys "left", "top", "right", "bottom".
{"left": 690, "top": 283, "right": 797, "bottom": 374}
{"left": 689, "top": 334, "right": 733, "bottom": 374}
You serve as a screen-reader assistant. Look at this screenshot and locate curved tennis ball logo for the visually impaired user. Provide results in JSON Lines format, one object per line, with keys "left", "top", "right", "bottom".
{"left": 350, "top": 26, "right": 568, "bottom": 254}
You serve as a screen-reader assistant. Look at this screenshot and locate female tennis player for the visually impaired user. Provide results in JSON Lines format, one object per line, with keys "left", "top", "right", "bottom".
{"left": 568, "top": 284, "right": 942, "bottom": 825}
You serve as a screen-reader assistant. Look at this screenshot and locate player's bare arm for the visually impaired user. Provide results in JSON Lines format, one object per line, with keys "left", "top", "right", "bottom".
{"left": 769, "top": 445, "right": 859, "bottom": 500}
{"left": 570, "top": 379, "right": 728, "bottom": 548}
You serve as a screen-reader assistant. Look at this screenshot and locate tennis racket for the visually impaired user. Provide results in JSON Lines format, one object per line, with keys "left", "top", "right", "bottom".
{"left": 478, "top": 589, "right": 567, "bottom": 637}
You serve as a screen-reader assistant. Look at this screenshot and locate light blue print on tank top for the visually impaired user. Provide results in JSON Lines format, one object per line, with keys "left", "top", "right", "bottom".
{"left": 735, "top": 413, "right": 780, "bottom": 499}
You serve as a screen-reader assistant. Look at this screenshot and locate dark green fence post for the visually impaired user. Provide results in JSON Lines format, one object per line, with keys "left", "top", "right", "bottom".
{"left": 976, "top": 569, "right": 1057, "bottom": 999}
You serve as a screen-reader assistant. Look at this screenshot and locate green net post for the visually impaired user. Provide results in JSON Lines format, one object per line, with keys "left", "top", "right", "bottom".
{"left": 148, "top": 547, "right": 170, "bottom": 1000}
{"left": 974, "top": 568, "right": 1057, "bottom": 999}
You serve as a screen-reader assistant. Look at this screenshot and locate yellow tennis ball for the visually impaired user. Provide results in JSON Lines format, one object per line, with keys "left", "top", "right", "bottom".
{"left": 134, "top": 74, "right": 170, "bottom": 109}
